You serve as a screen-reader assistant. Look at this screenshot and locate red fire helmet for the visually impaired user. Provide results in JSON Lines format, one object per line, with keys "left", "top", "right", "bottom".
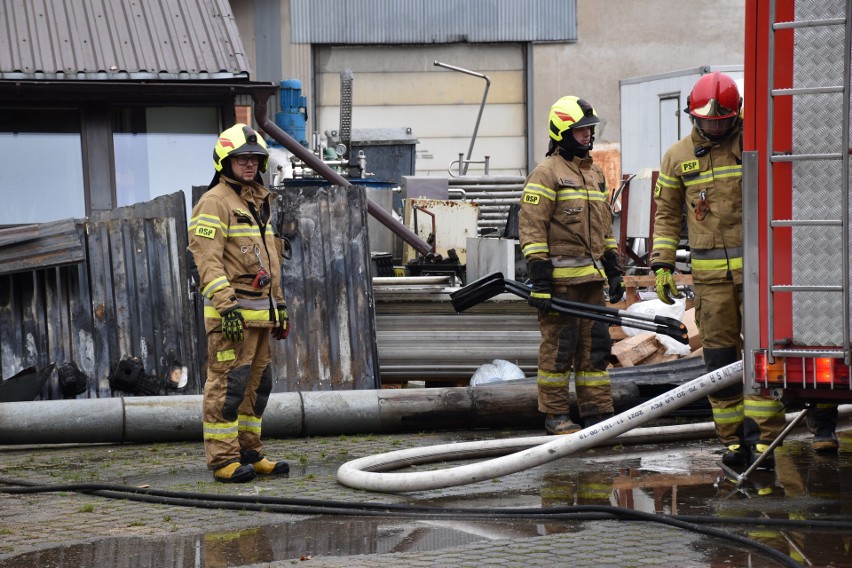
{"left": 687, "top": 71, "right": 742, "bottom": 120}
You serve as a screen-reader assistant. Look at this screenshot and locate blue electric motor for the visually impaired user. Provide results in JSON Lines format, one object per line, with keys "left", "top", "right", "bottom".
{"left": 274, "top": 79, "right": 308, "bottom": 147}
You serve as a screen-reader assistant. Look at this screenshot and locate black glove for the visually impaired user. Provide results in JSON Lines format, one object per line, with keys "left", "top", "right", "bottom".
{"left": 601, "top": 250, "right": 624, "bottom": 304}
{"left": 527, "top": 259, "right": 553, "bottom": 313}
{"left": 221, "top": 306, "right": 245, "bottom": 343}
{"left": 271, "top": 306, "right": 290, "bottom": 341}
{"left": 607, "top": 275, "right": 624, "bottom": 304}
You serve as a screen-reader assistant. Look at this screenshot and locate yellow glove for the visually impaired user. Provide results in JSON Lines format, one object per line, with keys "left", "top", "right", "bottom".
{"left": 271, "top": 306, "right": 290, "bottom": 340}
{"left": 654, "top": 267, "right": 683, "bottom": 305}
{"left": 221, "top": 307, "right": 245, "bottom": 343}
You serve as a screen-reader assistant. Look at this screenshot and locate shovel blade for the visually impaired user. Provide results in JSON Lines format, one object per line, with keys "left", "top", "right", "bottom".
{"left": 449, "top": 272, "right": 507, "bottom": 312}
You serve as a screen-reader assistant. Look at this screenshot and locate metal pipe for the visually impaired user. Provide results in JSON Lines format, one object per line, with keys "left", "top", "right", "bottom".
{"left": 433, "top": 61, "right": 491, "bottom": 176}
{"left": 449, "top": 176, "right": 526, "bottom": 185}
{"left": 721, "top": 407, "right": 810, "bottom": 487}
{"left": 412, "top": 204, "right": 436, "bottom": 253}
{"left": 252, "top": 90, "right": 432, "bottom": 255}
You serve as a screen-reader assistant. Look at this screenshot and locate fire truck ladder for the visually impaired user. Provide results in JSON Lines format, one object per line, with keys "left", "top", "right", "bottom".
{"left": 765, "top": 0, "right": 852, "bottom": 365}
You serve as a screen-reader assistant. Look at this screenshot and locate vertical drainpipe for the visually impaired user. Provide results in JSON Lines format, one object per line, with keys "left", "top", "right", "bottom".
{"left": 251, "top": 88, "right": 432, "bottom": 256}
{"left": 525, "top": 43, "right": 535, "bottom": 175}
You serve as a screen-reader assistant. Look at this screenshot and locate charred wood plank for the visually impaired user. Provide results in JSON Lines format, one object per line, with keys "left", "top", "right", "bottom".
{"left": 0, "top": 219, "right": 85, "bottom": 276}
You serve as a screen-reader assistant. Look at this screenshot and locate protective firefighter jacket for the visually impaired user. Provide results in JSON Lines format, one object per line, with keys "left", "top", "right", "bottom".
{"left": 188, "top": 175, "right": 286, "bottom": 328}
{"left": 651, "top": 122, "right": 743, "bottom": 284}
{"left": 652, "top": 121, "right": 784, "bottom": 447}
{"left": 519, "top": 152, "right": 616, "bottom": 284}
{"left": 518, "top": 151, "right": 615, "bottom": 419}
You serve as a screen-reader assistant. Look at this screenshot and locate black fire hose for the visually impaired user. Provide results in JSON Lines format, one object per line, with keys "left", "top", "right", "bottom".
{"left": 0, "top": 477, "right": 821, "bottom": 567}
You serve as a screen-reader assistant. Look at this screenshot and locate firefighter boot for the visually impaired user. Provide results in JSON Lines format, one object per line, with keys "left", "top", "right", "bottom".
{"left": 241, "top": 449, "right": 290, "bottom": 476}
{"left": 705, "top": 347, "right": 748, "bottom": 468}
{"left": 813, "top": 432, "right": 840, "bottom": 453}
{"left": 748, "top": 444, "right": 775, "bottom": 471}
{"left": 721, "top": 443, "right": 748, "bottom": 468}
{"left": 545, "top": 414, "right": 581, "bottom": 435}
{"left": 806, "top": 404, "right": 840, "bottom": 454}
{"left": 213, "top": 461, "right": 256, "bottom": 483}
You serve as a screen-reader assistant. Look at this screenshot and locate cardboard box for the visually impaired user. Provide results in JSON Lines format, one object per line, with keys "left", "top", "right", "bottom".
{"left": 682, "top": 308, "right": 703, "bottom": 351}
{"left": 611, "top": 333, "right": 659, "bottom": 367}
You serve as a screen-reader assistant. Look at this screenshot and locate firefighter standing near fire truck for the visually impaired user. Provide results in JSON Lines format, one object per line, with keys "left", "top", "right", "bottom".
{"left": 188, "top": 123, "right": 291, "bottom": 483}
{"left": 519, "top": 96, "right": 624, "bottom": 435}
{"left": 651, "top": 72, "right": 788, "bottom": 469}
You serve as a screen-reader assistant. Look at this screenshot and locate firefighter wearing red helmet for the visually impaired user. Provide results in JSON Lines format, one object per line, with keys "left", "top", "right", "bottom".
{"left": 188, "top": 123, "right": 291, "bottom": 483}
{"left": 519, "top": 96, "right": 622, "bottom": 435}
{"left": 650, "top": 72, "right": 787, "bottom": 469}
{"left": 686, "top": 70, "right": 742, "bottom": 140}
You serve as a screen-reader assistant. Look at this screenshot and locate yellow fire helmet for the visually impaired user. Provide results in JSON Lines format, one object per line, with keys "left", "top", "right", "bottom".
{"left": 213, "top": 123, "right": 269, "bottom": 173}
{"left": 548, "top": 96, "right": 600, "bottom": 143}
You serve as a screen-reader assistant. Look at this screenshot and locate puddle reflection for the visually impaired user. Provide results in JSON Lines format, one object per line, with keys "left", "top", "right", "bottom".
{"left": 3, "top": 437, "right": 851, "bottom": 567}
{"left": 0, "top": 516, "right": 551, "bottom": 568}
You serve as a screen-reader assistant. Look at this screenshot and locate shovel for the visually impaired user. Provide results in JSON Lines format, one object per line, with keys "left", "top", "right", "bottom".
{"left": 450, "top": 272, "right": 689, "bottom": 345}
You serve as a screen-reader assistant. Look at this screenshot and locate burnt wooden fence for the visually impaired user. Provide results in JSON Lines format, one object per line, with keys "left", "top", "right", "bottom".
{"left": 0, "top": 192, "right": 201, "bottom": 399}
{"left": 270, "top": 182, "right": 380, "bottom": 391}
{"left": 1, "top": 184, "right": 381, "bottom": 400}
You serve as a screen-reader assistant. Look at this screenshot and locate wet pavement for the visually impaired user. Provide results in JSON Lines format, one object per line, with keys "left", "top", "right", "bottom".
{"left": 1, "top": 417, "right": 852, "bottom": 567}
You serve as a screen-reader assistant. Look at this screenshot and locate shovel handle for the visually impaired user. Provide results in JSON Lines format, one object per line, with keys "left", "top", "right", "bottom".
{"left": 654, "top": 316, "right": 687, "bottom": 331}
{"left": 505, "top": 279, "right": 686, "bottom": 330}
{"left": 655, "top": 325, "right": 690, "bottom": 345}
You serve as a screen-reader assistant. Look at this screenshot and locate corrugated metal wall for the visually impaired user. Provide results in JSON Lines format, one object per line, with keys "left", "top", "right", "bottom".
{"left": 290, "top": 0, "right": 576, "bottom": 44}
{"left": 0, "top": 0, "right": 250, "bottom": 79}
{"left": 270, "top": 182, "right": 380, "bottom": 391}
{"left": 0, "top": 192, "right": 200, "bottom": 399}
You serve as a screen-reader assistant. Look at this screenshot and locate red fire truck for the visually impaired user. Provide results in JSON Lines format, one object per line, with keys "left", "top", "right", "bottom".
{"left": 743, "top": 0, "right": 852, "bottom": 401}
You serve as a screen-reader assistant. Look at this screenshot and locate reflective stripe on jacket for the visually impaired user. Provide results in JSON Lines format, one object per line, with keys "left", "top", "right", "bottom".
{"left": 650, "top": 123, "right": 744, "bottom": 284}
{"left": 518, "top": 153, "right": 615, "bottom": 285}
{"left": 188, "top": 175, "right": 285, "bottom": 327}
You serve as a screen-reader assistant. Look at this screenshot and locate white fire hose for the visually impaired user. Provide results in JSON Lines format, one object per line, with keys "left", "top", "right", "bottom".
{"left": 337, "top": 361, "right": 744, "bottom": 493}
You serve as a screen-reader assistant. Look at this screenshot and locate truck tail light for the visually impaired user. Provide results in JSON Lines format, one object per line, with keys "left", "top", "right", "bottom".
{"left": 751, "top": 351, "right": 849, "bottom": 389}
{"left": 815, "top": 357, "right": 834, "bottom": 384}
{"left": 753, "top": 352, "right": 765, "bottom": 379}
{"left": 752, "top": 350, "right": 784, "bottom": 386}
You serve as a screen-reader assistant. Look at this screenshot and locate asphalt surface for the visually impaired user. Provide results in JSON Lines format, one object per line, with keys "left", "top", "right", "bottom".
{"left": 1, "top": 419, "right": 851, "bottom": 568}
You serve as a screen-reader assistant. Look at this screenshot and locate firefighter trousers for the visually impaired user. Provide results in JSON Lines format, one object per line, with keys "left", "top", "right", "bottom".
{"left": 536, "top": 281, "right": 613, "bottom": 419}
{"left": 695, "top": 281, "right": 785, "bottom": 446}
{"left": 202, "top": 326, "right": 274, "bottom": 470}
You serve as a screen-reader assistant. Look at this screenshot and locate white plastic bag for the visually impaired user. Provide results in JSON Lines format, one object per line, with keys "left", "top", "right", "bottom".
{"left": 469, "top": 359, "right": 526, "bottom": 386}
{"left": 622, "top": 297, "right": 691, "bottom": 356}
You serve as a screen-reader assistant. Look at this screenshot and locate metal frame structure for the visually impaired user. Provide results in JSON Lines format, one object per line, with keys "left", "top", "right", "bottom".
{"left": 743, "top": 0, "right": 852, "bottom": 397}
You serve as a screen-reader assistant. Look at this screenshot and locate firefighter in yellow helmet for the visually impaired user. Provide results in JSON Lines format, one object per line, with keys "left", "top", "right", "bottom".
{"left": 188, "top": 123, "right": 291, "bottom": 483}
{"left": 519, "top": 96, "right": 623, "bottom": 434}
{"left": 650, "top": 72, "right": 786, "bottom": 469}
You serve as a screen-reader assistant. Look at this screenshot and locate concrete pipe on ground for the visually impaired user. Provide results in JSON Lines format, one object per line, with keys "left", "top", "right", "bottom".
{"left": 0, "top": 381, "right": 642, "bottom": 445}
